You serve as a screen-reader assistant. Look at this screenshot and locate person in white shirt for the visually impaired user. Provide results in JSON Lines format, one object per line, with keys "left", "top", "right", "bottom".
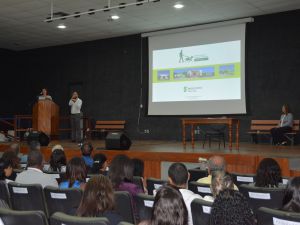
{"left": 69, "top": 91, "right": 82, "bottom": 143}
{"left": 168, "top": 163, "right": 202, "bottom": 225}
{"left": 16, "top": 150, "right": 58, "bottom": 188}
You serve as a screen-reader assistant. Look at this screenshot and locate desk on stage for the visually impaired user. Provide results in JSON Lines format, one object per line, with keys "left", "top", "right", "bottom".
{"left": 181, "top": 118, "right": 240, "bottom": 150}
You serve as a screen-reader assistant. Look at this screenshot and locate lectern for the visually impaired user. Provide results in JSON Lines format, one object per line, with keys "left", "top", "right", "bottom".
{"left": 32, "top": 100, "right": 59, "bottom": 137}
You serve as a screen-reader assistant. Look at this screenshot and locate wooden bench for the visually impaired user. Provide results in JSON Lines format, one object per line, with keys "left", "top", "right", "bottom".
{"left": 90, "top": 120, "right": 126, "bottom": 138}
{"left": 248, "top": 120, "right": 300, "bottom": 145}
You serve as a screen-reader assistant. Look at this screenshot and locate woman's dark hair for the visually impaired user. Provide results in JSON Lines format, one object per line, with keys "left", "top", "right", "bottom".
{"left": 282, "top": 104, "right": 290, "bottom": 114}
{"left": 132, "top": 158, "right": 144, "bottom": 177}
{"left": 91, "top": 154, "right": 107, "bottom": 174}
{"left": 150, "top": 185, "right": 188, "bottom": 225}
{"left": 210, "top": 189, "right": 256, "bottom": 225}
{"left": 0, "top": 158, "right": 12, "bottom": 180}
{"left": 282, "top": 177, "right": 300, "bottom": 212}
{"left": 66, "top": 157, "right": 87, "bottom": 188}
{"left": 109, "top": 154, "right": 134, "bottom": 188}
{"left": 255, "top": 158, "right": 282, "bottom": 187}
{"left": 2, "top": 150, "right": 20, "bottom": 169}
{"left": 50, "top": 149, "right": 67, "bottom": 172}
{"left": 77, "top": 175, "right": 115, "bottom": 217}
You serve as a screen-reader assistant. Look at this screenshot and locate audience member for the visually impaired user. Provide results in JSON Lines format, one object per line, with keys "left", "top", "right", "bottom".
{"left": 197, "top": 155, "right": 238, "bottom": 190}
{"left": 2, "top": 150, "right": 20, "bottom": 170}
{"left": 139, "top": 185, "right": 188, "bottom": 225}
{"left": 133, "top": 158, "right": 144, "bottom": 177}
{"left": 49, "top": 145, "right": 67, "bottom": 173}
{"left": 90, "top": 153, "right": 108, "bottom": 175}
{"left": 282, "top": 176, "right": 300, "bottom": 212}
{"left": 168, "top": 163, "right": 202, "bottom": 225}
{"left": 0, "top": 157, "right": 13, "bottom": 183}
{"left": 76, "top": 175, "right": 122, "bottom": 225}
{"left": 254, "top": 158, "right": 282, "bottom": 187}
{"left": 81, "top": 142, "right": 93, "bottom": 168}
{"left": 16, "top": 150, "right": 58, "bottom": 188}
{"left": 20, "top": 140, "right": 41, "bottom": 163}
{"left": 210, "top": 189, "right": 256, "bottom": 225}
{"left": 60, "top": 157, "right": 86, "bottom": 189}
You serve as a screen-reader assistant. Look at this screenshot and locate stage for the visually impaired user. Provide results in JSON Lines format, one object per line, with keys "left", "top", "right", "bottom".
{"left": 1, "top": 140, "right": 300, "bottom": 178}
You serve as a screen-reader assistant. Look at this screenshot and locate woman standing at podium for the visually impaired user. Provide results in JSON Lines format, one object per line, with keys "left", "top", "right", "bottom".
{"left": 38, "top": 88, "right": 52, "bottom": 100}
{"left": 69, "top": 91, "right": 83, "bottom": 143}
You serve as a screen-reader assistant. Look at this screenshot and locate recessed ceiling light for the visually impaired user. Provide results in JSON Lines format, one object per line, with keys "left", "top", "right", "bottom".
{"left": 174, "top": 2, "right": 184, "bottom": 9}
{"left": 111, "top": 15, "right": 120, "bottom": 20}
{"left": 57, "top": 24, "right": 66, "bottom": 29}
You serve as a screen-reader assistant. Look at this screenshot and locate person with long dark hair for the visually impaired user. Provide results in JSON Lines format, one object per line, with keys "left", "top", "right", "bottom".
{"left": 0, "top": 158, "right": 13, "bottom": 183}
{"left": 60, "top": 157, "right": 86, "bottom": 189}
{"left": 139, "top": 185, "right": 188, "bottom": 225}
{"left": 90, "top": 153, "right": 108, "bottom": 175}
{"left": 282, "top": 177, "right": 300, "bottom": 212}
{"left": 254, "top": 158, "right": 282, "bottom": 188}
{"left": 49, "top": 147, "right": 67, "bottom": 172}
{"left": 76, "top": 175, "right": 122, "bottom": 225}
{"left": 271, "top": 104, "right": 293, "bottom": 145}
{"left": 210, "top": 189, "right": 256, "bottom": 225}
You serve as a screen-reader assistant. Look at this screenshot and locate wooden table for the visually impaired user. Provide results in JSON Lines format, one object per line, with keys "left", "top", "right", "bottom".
{"left": 181, "top": 118, "right": 240, "bottom": 150}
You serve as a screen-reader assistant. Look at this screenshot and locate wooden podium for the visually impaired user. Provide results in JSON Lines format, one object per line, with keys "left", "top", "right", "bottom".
{"left": 32, "top": 100, "right": 59, "bottom": 136}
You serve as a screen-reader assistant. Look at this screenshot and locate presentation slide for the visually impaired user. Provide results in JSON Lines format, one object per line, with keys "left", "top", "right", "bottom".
{"left": 152, "top": 41, "right": 241, "bottom": 102}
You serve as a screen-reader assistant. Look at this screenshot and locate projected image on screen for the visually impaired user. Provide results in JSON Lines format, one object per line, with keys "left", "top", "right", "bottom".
{"left": 152, "top": 40, "right": 241, "bottom": 102}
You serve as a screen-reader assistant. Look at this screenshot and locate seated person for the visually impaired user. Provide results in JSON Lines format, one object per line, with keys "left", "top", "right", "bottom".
{"left": 1, "top": 150, "right": 20, "bottom": 180}
{"left": 48, "top": 145, "right": 66, "bottom": 173}
{"left": 76, "top": 175, "right": 122, "bottom": 225}
{"left": 81, "top": 142, "right": 93, "bottom": 169}
{"left": 282, "top": 176, "right": 300, "bottom": 212}
{"left": 0, "top": 157, "right": 14, "bottom": 183}
{"left": 197, "top": 155, "right": 238, "bottom": 190}
{"left": 168, "top": 162, "right": 202, "bottom": 225}
{"left": 20, "top": 140, "right": 41, "bottom": 164}
{"left": 90, "top": 153, "right": 108, "bottom": 175}
{"left": 60, "top": 157, "right": 86, "bottom": 190}
{"left": 253, "top": 158, "right": 283, "bottom": 188}
{"left": 210, "top": 189, "right": 256, "bottom": 225}
{"left": 38, "top": 88, "right": 52, "bottom": 100}
{"left": 271, "top": 104, "right": 293, "bottom": 145}
{"left": 16, "top": 150, "right": 58, "bottom": 188}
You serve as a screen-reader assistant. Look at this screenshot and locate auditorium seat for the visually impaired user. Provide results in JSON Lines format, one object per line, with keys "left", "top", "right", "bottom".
{"left": 146, "top": 178, "right": 167, "bottom": 195}
{"left": 114, "top": 191, "right": 135, "bottom": 224}
{"left": 191, "top": 198, "right": 213, "bottom": 225}
{"left": 44, "top": 171, "right": 65, "bottom": 184}
{"left": 117, "top": 222, "right": 134, "bottom": 225}
{"left": 133, "top": 176, "right": 145, "bottom": 191}
{"left": 231, "top": 172, "right": 256, "bottom": 187}
{"left": 8, "top": 182, "right": 48, "bottom": 217}
{"left": 50, "top": 212, "right": 109, "bottom": 225}
{"left": 239, "top": 184, "right": 285, "bottom": 214}
{"left": 0, "top": 207, "right": 48, "bottom": 225}
{"left": 44, "top": 186, "right": 82, "bottom": 216}
{"left": 188, "top": 169, "right": 208, "bottom": 182}
{"left": 0, "top": 180, "right": 11, "bottom": 207}
{"left": 188, "top": 181, "right": 212, "bottom": 197}
{"left": 257, "top": 207, "right": 300, "bottom": 225}
{"left": 136, "top": 193, "right": 155, "bottom": 222}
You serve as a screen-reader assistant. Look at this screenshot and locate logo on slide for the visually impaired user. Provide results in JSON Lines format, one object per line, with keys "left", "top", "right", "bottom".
{"left": 179, "top": 50, "right": 208, "bottom": 63}
{"left": 184, "top": 86, "right": 202, "bottom": 92}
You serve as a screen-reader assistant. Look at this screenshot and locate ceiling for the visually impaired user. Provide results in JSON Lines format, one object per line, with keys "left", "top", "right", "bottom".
{"left": 1, "top": 0, "right": 300, "bottom": 51}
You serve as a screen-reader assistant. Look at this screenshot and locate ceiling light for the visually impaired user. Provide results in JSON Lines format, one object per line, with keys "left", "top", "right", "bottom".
{"left": 174, "top": 2, "right": 184, "bottom": 9}
{"left": 111, "top": 15, "right": 120, "bottom": 20}
{"left": 57, "top": 24, "right": 66, "bottom": 29}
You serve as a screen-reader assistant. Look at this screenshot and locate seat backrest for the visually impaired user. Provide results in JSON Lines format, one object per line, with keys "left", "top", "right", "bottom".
{"left": 146, "top": 178, "right": 167, "bottom": 195}
{"left": 257, "top": 207, "right": 300, "bottom": 225}
{"left": 50, "top": 212, "right": 108, "bottom": 225}
{"left": 239, "top": 184, "right": 285, "bottom": 214}
{"left": 117, "top": 222, "right": 134, "bottom": 225}
{"left": 191, "top": 198, "right": 213, "bottom": 225}
{"left": 231, "top": 173, "right": 256, "bottom": 187}
{"left": 133, "top": 176, "right": 145, "bottom": 191}
{"left": 43, "top": 171, "right": 65, "bottom": 184}
{"left": 114, "top": 191, "right": 135, "bottom": 224}
{"left": 44, "top": 186, "right": 82, "bottom": 216}
{"left": 188, "top": 169, "right": 208, "bottom": 182}
{"left": 0, "top": 207, "right": 48, "bottom": 225}
{"left": 8, "top": 182, "right": 48, "bottom": 217}
{"left": 188, "top": 182, "right": 212, "bottom": 197}
{"left": 135, "top": 193, "right": 155, "bottom": 222}
{"left": 0, "top": 180, "right": 11, "bottom": 207}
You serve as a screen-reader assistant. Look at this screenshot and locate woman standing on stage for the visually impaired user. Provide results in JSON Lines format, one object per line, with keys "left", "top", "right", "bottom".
{"left": 270, "top": 104, "right": 293, "bottom": 145}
